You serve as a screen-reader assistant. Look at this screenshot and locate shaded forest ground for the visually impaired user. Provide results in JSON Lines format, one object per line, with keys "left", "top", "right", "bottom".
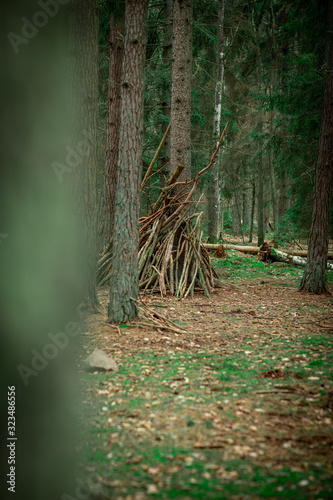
{"left": 78, "top": 250, "right": 333, "bottom": 500}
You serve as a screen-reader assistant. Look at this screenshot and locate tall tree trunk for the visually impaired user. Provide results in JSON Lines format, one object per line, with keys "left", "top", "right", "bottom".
{"left": 277, "top": 5, "right": 289, "bottom": 228}
{"left": 105, "top": 13, "right": 125, "bottom": 241}
{"left": 300, "top": 2, "right": 333, "bottom": 294}
{"left": 269, "top": 148, "right": 277, "bottom": 227}
{"left": 243, "top": 187, "right": 250, "bottom": 227}
{"left": 170, "top": 0, "right": 193, "bottom": 193}
{"left": 160, "top": 0, "right": 173, "bottom": 187}
{"left": 208, "top": 0, "right": 225, "bottom": 242}
{"left": 249, "top": 172, "right": 256, "bottom": 243}
{"left": 253, "top": 4, "right": 265, "bottom": 246}
{"left": 219, "top": 174, "right": 225, "bottom": 238}
{"left": 278, "top": 167, "right": 287, "bottom": 221}
{"left": 269, "top": 0, "right": 277, "bottom": 229}
{"left": 242, "top": 162, "right": 250, "bottom": 227}
{"left": 108, "top": 0, "right": 148, "bottom": 323}
{"left": 232, "top": 189, "right": 242, "bottom": 236}
{"left": 257, "top": 159, "right": 264, "bottom": 246}
{"left": 70, "top": 0, "right": 100, "bottom": 308}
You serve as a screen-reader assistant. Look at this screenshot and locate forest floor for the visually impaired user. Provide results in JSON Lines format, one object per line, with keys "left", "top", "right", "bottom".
{"left": 77, "top": 249, "right": 333, "bottom": 500}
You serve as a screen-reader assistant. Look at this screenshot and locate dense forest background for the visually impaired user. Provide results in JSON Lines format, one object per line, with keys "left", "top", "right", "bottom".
{"left": 98, "top": 0, "right": 332, "bottom": 249}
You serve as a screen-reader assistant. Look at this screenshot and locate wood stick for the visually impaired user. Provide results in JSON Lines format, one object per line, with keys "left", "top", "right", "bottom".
{"left": 130, "top": 297, "right": 188, "bottom": 333}
{"left": 141, "top": 122, "right": 171, "bottom": 190}
{"left": 161, "top": 121, "right": 230, "bottom": 194}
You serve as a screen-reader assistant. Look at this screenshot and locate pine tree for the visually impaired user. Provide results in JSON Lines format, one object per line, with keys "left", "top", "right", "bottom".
{"left": 160, "top": 0, "right": 173, "bottom": 187}
{"left": 170, "top": 0, "right": 193, "bottom": 192}
{"left": 300, "top": 1, "right": 333, "bottom": 294}
{"left": 108, "top": 0, "right": 148, "bottom": 323}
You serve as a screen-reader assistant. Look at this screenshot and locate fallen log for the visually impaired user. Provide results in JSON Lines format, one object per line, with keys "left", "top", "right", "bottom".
{"left": 204, "top": 243, "right": 333, "bottom": 260}
{"left": 273, "top": 248, "right": 333, "bottom": 259}
{"left": 203, "top": 243, "right": 259, "bottom": 255}
{"left": 258, "top": 242, "right": 333, "bottom": 270}
{"left": 270, "top": 248, "right": 333, "bottom": 271}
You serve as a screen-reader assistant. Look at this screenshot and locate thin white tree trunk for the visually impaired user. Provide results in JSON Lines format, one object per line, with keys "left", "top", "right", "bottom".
{"left": 208, "top": 0, "right": 225, "bottom": 241}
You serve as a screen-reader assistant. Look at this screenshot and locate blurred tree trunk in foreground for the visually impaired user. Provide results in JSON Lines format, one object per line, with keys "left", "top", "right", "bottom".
{"left": 104, "top": 12, "right": 124, "bottom": 242}
{"left": 70, "top": 0, "right": 100, "bottom": 308}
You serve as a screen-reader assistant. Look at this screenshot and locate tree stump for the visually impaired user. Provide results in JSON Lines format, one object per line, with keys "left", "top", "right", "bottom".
{"left": 258, "top": 241, "right": 274, "bottom": 262}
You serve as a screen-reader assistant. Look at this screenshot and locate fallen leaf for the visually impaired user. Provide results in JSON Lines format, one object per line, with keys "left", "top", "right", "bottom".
{"left": 147, "top": 484, "right": 158, "bottom": 494}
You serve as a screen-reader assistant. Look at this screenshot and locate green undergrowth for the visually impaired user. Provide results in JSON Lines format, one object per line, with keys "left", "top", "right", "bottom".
{"left": 211, "top": 252, "right": 333, "bottom": 287}
{"left": 79, "top": 330, "right": 333, "bottom": 499}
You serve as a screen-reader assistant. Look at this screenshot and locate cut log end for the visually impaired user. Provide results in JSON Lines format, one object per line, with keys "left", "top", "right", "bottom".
{"left": 258, "top": 241, "right": 277, "bottom": 262}
{"left": 215, "top": 244, "right": 226, "bottom": 258}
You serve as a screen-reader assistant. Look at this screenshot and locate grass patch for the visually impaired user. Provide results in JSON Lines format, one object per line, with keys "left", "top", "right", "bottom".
{"left": 212, "top": 252, "right": 333, "bottom": 286}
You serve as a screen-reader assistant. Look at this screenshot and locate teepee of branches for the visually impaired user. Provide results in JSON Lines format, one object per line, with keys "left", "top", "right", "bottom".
{"left": 97, "top": 122, "right": 229, "bottom": 298}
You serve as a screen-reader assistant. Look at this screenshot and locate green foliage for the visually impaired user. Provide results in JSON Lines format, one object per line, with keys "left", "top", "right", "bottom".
{"left": 275, "top": 212, "right": 307, "bottom": 245}
{"left": 223, "top": 209, "right": 232, "bottom": 230}
{"left": 98, "top": 0, "right": 333, "bottom": 238}
{"left": 265, "top": 0, "right": 327, "bottom": 235}
{"left": 211, "top": 253, "right": 327, "bottom": 286}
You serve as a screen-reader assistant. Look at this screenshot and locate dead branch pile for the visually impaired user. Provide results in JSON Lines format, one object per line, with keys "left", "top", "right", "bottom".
{"left": 138, "top": 190, "right": 214, "bottom": 298}
{"left": 97, "top": 122, "right": 230, "bottom": 297}
{"left": 131, "top": 297, "right": 190, "bottom": 334}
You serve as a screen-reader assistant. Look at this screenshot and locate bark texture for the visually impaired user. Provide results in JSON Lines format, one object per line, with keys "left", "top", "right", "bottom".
{"left": 232, "top": 190, "right": 242, "bottom": 236}
{"left": 108, "top": 0, "right": 148, "bottom": 322}
{"left": 277, "top": 6, "right": 289, "bottom": 227}
{"left": 160, "top": 0, "right": 173, "bottom": 187}
{"left": 268, "top": 0, "right": 277, "bottom": 228}
{"left": 70, "top": 0, "right": 99, "bottom": 307}
{"left": 253, "top": 6, "right": 264, "bottom": 246}
{"left": 278, "top": 167, "right": 287, "bottom": 221}
{"left": 242, "top": 162, "right": 250, "bottom": 227}
{"left": 300, "top": 5, "right": 333, "bottom": 293}
{"left": 105, "top": 13, "right": 125, "bottom": 240}
{"left": 208, "top": 0, "right": 225, "bottom": 241}
{"left": 257, "top": 154, "right": 264, "bottom": 246}
{"left": 248, "top": 174, "right": 256, "bottom": 243}
{"left": 243, "top": 185, "right": 250, "bottom": 227}
{"left": 170, "top": 0, "right": 193, "bottom": 192}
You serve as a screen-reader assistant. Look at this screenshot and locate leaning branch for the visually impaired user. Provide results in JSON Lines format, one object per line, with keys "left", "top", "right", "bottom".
{"left": 141, "top": 122, "right": 171, "bottom": 190}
